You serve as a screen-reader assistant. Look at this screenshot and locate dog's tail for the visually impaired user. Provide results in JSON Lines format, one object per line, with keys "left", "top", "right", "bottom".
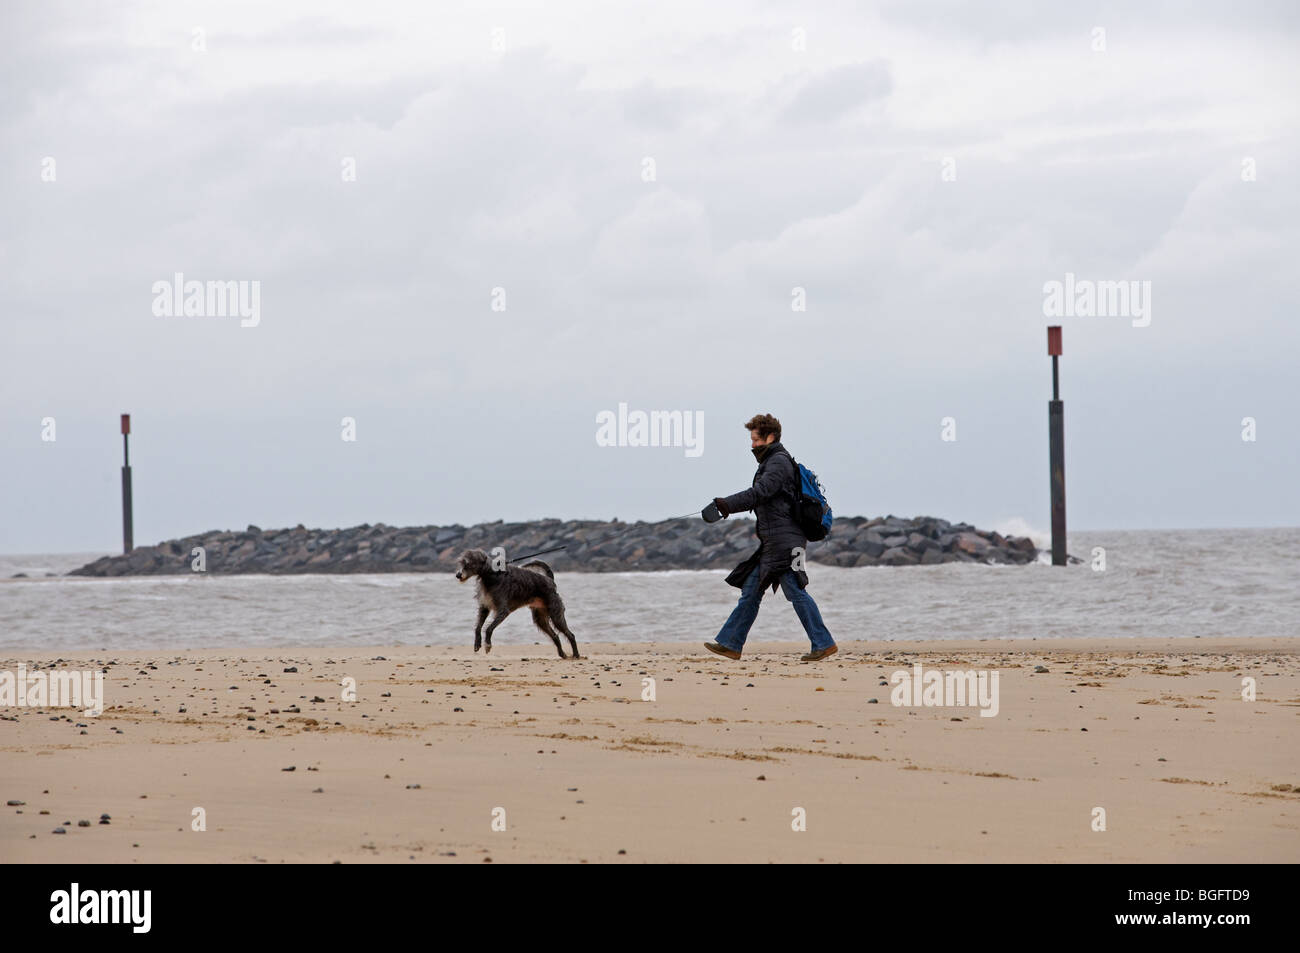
{"left": 520, "top": 560, "right": 555, "bottom": 581}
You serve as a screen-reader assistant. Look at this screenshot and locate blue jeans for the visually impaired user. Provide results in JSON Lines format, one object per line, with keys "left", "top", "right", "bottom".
{"left": 714, "top": 568, "right": 835, "bottom": 653}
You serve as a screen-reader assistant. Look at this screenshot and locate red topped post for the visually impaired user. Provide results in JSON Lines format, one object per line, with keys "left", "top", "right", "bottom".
{"left": 121, "top": 414, "right": 133, "bottom": 553}
{"left": 1047, "top": 328, "right": 1065, "bottom": 565}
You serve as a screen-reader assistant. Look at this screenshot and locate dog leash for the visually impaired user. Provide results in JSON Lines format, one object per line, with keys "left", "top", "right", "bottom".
{"left": 507, "top": 510, "right": 703, "bottom": 564}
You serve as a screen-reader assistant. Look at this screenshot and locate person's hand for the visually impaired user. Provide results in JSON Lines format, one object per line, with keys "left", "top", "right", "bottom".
{"left": 713, "top": 497, "right": 730, "bottom": 517}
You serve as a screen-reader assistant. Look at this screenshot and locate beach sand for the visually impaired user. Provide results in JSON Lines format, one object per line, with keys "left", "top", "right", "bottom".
{"left": 2, "top": 638, "right": 1297, "bottom": 863}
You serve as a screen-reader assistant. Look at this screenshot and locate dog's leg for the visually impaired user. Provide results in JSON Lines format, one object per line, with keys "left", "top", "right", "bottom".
{"left": 473, "top": 605, "right": 489, "bottom": 652}
{"left": 531, "top": 608, "right": 566, "bottom": 659}
{"left": 548, "top": 600, "right": 580, "bottom": 660}
{"left": 483, "top": 609, "right": 511, "bottom": 654}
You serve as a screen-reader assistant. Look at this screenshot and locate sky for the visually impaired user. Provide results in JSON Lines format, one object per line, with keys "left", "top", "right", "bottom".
{"left": 2, "top": 0, "right": 1298, "bottom": 553}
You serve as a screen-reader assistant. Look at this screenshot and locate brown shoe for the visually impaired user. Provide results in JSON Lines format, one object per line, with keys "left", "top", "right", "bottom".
{"left": 800, "top": 644, "right": 838, "bottom": 662}
{"left": 704, "top": 642, "right": 741, "bottom": 660}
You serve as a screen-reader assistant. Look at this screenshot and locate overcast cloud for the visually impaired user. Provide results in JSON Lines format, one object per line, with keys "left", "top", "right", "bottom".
{"left": 2, "top": 0, "right": 1297, "bottom": 552}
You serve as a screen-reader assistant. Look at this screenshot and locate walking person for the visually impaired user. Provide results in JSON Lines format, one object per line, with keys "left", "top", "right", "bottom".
{"left": 704, "top": 413, "right": 838, "bottom": 661}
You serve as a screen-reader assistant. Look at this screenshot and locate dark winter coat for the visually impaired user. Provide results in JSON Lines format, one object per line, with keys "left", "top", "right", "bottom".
{"left": 721, "top": 441, "right": 809, "bottom": 594}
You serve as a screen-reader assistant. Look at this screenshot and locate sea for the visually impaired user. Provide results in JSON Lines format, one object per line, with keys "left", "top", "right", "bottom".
{"left": 0, "top": 529, "right": 1296, "bottom": 652}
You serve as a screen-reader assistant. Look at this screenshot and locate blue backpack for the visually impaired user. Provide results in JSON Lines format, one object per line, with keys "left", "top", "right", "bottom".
{"left": 779, "top": 450, "right": 833, "bottom": 541}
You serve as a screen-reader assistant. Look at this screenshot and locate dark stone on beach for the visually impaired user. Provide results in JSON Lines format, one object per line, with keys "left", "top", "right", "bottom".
{"left": 52, "top": 827, "right": 66, "bottom": 834}
{"left": 77, "top": 819, "right": 90, "bottom": 827}
{"left": 282, "top": 766, "right": 296, "bottom": 772}
{"left": 283, "top": 667, "right": 297, "bottom": 673}
{"left": 6, "top": 800, "right": 24, "bottom": 806}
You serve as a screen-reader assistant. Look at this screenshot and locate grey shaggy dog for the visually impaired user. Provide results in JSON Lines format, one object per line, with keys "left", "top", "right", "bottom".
{"left": 454, "top": 549, "right": 581, "bottom": 658}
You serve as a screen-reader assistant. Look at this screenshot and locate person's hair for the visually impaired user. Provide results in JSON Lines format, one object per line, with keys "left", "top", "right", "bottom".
{"left": 743, "top": 413, "right": 781, "bottom": 441}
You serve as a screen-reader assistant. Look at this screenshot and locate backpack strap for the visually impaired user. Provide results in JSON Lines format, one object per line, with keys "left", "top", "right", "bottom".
{"left": 774, "top": 449, "right": 801, "bottom": 501}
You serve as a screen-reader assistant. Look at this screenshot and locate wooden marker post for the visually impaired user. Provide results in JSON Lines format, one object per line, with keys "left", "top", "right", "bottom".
{"left": 121, "top": 413, "right": 133, "bottom": 554}
{"left": 1046, "top": 327, "right": 1066, "bottom": 566}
